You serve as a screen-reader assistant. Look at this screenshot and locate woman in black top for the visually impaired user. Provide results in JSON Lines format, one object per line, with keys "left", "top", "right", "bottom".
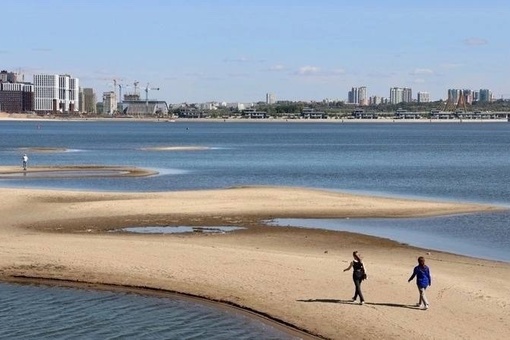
{"left": 343, "top": 251, "right": 366, "bottom": 305}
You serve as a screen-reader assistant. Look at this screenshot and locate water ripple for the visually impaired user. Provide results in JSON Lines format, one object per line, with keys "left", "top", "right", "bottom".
{"left": 0, "top": 283, "right": 299, "bottom": 340}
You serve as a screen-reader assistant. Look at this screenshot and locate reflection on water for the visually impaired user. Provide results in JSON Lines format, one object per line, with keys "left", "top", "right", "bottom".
{"left": 119, "top": 226, "right": 245, "bottom": 234}
{"left": 0, "top": 283, "right": 299, "bottom": 340}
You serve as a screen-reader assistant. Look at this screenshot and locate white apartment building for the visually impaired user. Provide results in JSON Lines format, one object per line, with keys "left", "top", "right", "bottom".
{"left": 358, "top": 86, "right": 367, "bottom": 106}
{"left": 102, "top": 91, "right": 117, "bottom": 115}
{"left": 390, "top": 87, "right": 403, "bottom": 104}
{"left": 33, "top": 74, "right": 80, "bottom": 113}
{"left": 348, "top": 86, "right": 368, "bottom": 106}
{"left": 417, "top": 92, "right": 430, "bottom": 103}
{"left": 266, "top": 93, "right": 276, "bottom": 104}
{"left": 390, "top": 87, "right": 412, "bottom": 104}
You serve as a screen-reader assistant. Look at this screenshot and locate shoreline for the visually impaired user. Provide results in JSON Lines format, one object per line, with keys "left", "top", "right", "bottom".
{"left": 1, "top": 186, "right": 509, "bottom": 339}
{"left": 2, "top": 276, "right": 320, "bottom": 340}
{"left": 1, "top": 112, "right": 508, "bottom": 124}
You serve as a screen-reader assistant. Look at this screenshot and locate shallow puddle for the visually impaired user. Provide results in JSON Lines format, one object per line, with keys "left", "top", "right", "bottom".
{"left": 118, "top": 226, "right": 245, "bottom": 234}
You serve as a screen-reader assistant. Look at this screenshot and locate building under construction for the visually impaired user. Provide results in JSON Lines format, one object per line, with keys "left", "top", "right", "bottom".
{"left": 114, "top": 81, "right": 168, "bottom": 116}
{"left": 121, "top": 93, "right": 168, "bottom": 116}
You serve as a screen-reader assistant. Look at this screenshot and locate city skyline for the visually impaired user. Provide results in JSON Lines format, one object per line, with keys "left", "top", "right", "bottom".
{"left": 2, "top": 0, "right": 509, "bottom": 103}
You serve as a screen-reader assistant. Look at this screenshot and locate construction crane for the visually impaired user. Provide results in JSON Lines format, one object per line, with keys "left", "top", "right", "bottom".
{"left": 142, "top": 83, "right": 160, "bottom": 115}
{"left": 118, "top": 83, "right": 130, "bottom": 103}
{"left": 133, "top": 81, "right": 140, "bottom": 96}
{"left": 111, "top": 79, "right": 130, "bottom": 113}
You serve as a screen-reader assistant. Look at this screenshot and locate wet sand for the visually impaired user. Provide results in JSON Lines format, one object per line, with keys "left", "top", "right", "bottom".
{"left": 0, "top": 183, "right": 509, "bottom": 339}
{"left": 0, "top": 165, "right": 157, "bottom": 178}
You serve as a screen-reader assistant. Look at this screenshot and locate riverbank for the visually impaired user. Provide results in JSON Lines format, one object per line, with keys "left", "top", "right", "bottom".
{"left": 0, "top": 185, "right": 509, "bottom": 339}
{"left": 1, "top": 112, "right": 508, "bottom": 124}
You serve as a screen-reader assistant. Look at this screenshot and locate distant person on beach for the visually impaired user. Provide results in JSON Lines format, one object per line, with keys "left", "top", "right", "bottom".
{"left": 343, "top": 251, "right": 367, "bottom": 305}
{"left": 408, "top": 256, "right": 431, "bottom": 310}
{"left": 22, "top": 154, "right": 28, "bottom": 170}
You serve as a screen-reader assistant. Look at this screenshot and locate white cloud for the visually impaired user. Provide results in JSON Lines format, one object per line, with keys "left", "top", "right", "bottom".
{"left": 295, "top": 65, "right": 321, "bottom": 76}
{"left": 463, "top": 38, "right": 488, "bottom": 46}
{"left": 410, "top": 68, "right": 434, "bottom": 76}
{"left": 292, "top": 66, "right": 346, "bottom": 78}
{"left": 223, "top": 56, "right": 266, "bottom": 63}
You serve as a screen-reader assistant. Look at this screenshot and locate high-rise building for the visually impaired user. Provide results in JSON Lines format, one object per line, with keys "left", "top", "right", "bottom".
{"left": 402, "top": 88, "right": 412, "bottom": 102}
{"left": 266, "top": 93, "right": 276, "bottom": 104}
{"left": 102, "top": 91, "right": 117, "bottom": 115}
{"left": 348, "top": 86, "right": 367, "bottom": 106}
{"left": 33, "top": 74, "right": 80, "bottom": 114}
{"left": 390, "top": 87, "right": 413, "bottom": 104}
{"left": 358, "top": 86, "right": 367, "bottom": 106}
{"left": 390, "top": 87, "right": 403, "bottom": 104}
{"left": 369, "top": 96, "right": 383, "bottom": 105}
{"left": 83, "top": 88, "right": 97, "bottom": 113}
{"left": 447, "top": 89, "right": 462, "bottom": 105}
{"left": 478, "top": 89, "right": 492, "bottom": 102}
{"left": 462, "top": 89, "right": 473, "bottom": 104}
{"left": 348, "top": 87, "right": 359, "bottom": 105}
{"left": 0, "top": 82, "right": 34, "bottom": 112}
{"left": 417, "top": 92, "right": 430, "bottom": 103}
{"left": 0, "top": 70, "right": 23, "bottom": 83}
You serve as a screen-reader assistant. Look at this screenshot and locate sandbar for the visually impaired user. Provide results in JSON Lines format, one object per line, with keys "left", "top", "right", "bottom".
{"left": 0, "top": 186, "right": 509, "bottom": 339}
{"left": 0, "top": 165, "right": 157, "bottom": 178}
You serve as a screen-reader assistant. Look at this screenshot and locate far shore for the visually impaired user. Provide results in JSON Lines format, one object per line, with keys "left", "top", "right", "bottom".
{"left": 1, "top": 184, "right": 509, "bottom": 339}
{"left": 1, "top": 112, "right": 508, "bottom": 124}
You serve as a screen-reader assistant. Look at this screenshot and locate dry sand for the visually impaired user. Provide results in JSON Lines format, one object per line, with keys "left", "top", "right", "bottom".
{"left": 0, "top": 184, "right": 509, "bottom": 339}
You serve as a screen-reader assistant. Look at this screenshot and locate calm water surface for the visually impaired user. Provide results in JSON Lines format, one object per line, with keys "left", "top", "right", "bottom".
{"left": 1, "top": 120, "right": 509, "bottom": 337}
{"left": 0, "top": 283, "right": 298, "bottom": 340}
{"left": 1, "top": 120, "right": 508, "bottom": 260}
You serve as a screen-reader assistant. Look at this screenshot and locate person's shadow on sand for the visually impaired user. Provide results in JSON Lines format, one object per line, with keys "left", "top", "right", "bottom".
{"left": 297, "top": 299, "right": 419, "bottom": 310}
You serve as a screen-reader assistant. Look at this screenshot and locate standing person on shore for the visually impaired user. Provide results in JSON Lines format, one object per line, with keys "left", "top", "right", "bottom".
{"left": 343, "top": 251, "right": 367, "bottom": 305}
{"left": 408, "top": 256, "right": 431, "bottom": 310}
{"left": 22, "top": 154, "right": 28, "bottom": 170}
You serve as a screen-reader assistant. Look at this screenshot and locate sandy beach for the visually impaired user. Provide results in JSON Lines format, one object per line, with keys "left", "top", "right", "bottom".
{"left": 0, "top": 184, "right": 509, "bottom": 339}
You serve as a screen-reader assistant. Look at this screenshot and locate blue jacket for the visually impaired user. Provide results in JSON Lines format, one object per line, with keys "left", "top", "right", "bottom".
{"left": 408, "top": 265, "right": 431, "bottom": 288}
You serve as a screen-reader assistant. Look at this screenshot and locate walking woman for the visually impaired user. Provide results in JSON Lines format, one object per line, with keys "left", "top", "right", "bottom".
{"left": 408, "top": 256, "right": 431, "bottom": 310}
{"left": 343, "top": 251, "right": 367, "bottom": 305}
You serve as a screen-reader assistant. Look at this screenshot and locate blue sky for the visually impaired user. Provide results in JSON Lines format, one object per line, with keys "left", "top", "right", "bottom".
{"left": 2, "top": 0, "right": 509, "bottom": 103}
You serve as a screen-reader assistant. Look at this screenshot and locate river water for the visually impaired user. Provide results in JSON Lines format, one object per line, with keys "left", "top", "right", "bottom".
{"left": 1, "top": 120, "right": 509, "bottom": 338}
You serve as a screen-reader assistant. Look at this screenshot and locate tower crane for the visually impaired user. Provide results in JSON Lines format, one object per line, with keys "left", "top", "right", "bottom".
{"left": 133, "top": 81, "right": 140, "bottom": 96}
{"left": 142, "top": 83, "right": 160, "bottom": 115}
{"left": 118, "top": 83, "right": 130, "bottom": 103}
{"left": 112, "top": 79, "right": 129, "bottom": 113}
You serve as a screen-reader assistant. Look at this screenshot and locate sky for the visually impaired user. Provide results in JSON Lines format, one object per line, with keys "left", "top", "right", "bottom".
{"left": 2, "top": 0, "right": 510, "bottom": 103}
